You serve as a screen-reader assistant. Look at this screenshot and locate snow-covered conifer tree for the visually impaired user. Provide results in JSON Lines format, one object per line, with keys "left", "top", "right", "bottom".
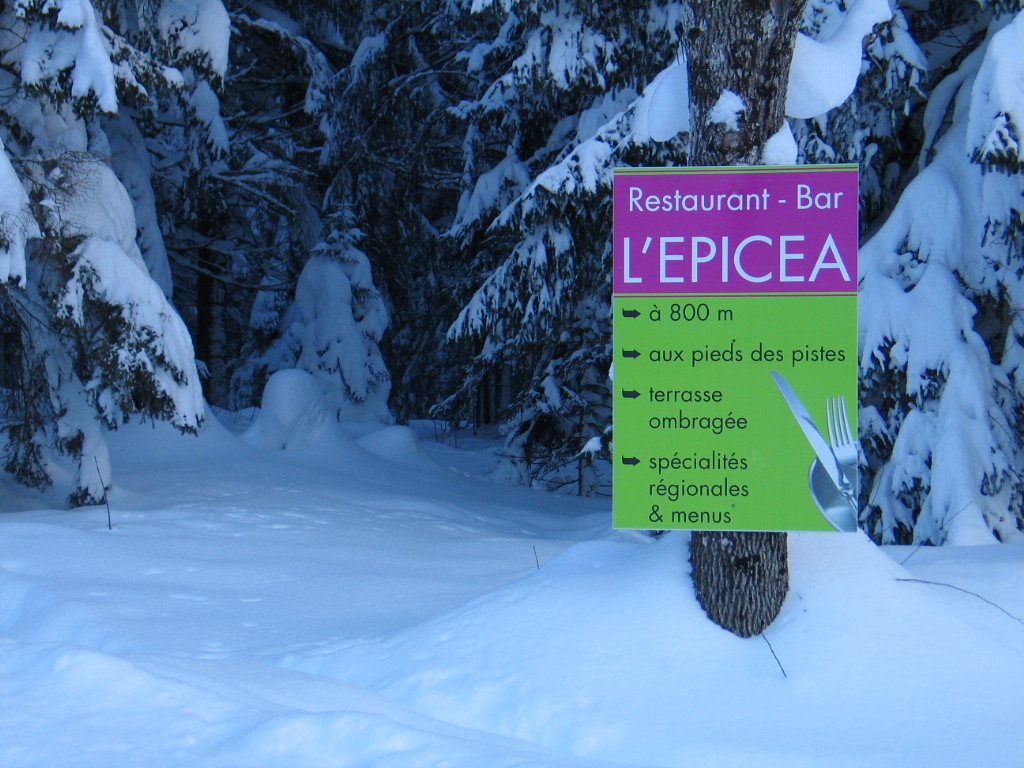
{"left": 203, "top": 2, "right": 396, "bottom": 423}
{"left": 860, "top": 2, "right": 1024, "bottom": 544}
{"left": 247, "top": 210, "right": 392, "bottom": 424}
{"left": 309, "top": 0, "right": 462, "bottom": 424}
{"left": 0, "top": 0, "right": 212, "bottom": 503}
{"left": 436, "top": 0, "right": 689, "bottom": 489}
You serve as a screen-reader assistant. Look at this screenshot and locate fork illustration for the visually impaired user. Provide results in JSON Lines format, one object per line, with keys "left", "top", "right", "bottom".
{"left": 825, "top": 396, "right": 859, "bottom": 502}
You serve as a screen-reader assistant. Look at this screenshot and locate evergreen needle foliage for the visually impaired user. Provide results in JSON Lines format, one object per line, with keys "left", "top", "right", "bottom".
{"left": 0, "top": 0, "right": 1022, "bottom": 545}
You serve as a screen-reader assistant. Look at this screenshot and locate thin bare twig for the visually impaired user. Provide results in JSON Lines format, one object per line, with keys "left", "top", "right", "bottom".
{"left": 94, "top": 457, "right": 112, "bottom": 530}
{"left": 895, "top": 578, "right": 1024, "bottom": 626}
{"left": 761, "top": 632, "right": 787, "bottom": 678}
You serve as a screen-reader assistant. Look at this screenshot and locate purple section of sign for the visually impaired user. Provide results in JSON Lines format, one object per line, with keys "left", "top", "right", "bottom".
{"left": 613, "top": 167, "right": 858, "bottom": 294}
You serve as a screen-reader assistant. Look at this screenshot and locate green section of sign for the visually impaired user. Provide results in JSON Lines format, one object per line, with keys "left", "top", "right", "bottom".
{"left": 613, "top": 294, "right": 857, "bottom": 531}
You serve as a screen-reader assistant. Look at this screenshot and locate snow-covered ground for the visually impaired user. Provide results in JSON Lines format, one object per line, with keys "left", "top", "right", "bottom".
{"left": 1, "top": 411, "right": 1023, "bottom": 767}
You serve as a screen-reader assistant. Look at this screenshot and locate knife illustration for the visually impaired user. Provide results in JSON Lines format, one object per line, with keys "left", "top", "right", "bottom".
{"left": 770, "top": 371, "right": 855, "bottom": 504}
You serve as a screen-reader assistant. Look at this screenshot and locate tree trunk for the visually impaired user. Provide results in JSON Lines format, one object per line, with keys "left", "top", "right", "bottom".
{"left": 691, "top": 532, "right": 789, "bottom": 637}
{"left": 687, "top": 0, "right": 807, "bottom": 167}
{"left": 685, "top": 0, "right": 808, "bottom": 637}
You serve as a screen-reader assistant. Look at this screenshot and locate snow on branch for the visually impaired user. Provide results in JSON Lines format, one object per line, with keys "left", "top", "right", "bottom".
{"left": 967, "top": 13, "right": 1024, "bottom": 175}
{"left": 859, "top": 11, "right": 1024, "bottom": 544}
{"left": 787, "top": 0, "right": 893, "bottom": 118}
{"left": 18, "top": 0, "right": 119, "bottom": 114}
{"left": 0, "top": 139, "right": 37, "bottom": 285}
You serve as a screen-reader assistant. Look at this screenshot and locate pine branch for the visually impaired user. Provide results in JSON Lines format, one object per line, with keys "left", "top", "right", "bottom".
{"left": 166, "top": 250, "right": 295, "bottom": 291}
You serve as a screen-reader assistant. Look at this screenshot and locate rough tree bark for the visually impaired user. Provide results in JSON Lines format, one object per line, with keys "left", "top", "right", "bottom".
{"left": 685, "top": 0, "right": 808, "bottom": 638}
{"left": 687, "top": 0, "right": 807, "bottom": 167}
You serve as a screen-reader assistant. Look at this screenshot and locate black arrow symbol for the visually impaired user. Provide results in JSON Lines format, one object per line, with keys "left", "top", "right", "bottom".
{"left": 621, "top": 349, "right": 640, "bottom": 359}
{"left": 621, "top": 308, "right": 640, "bottom": 318}
{"left": 621, "top": 389, "right": 640, "bottom": 399}
{"left": 621, "top": 456, "right": 640, "bottom": 466}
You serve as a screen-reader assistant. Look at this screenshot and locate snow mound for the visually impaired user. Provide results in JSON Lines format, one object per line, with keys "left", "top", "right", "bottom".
{"left": 356, "top": 425, "right": 437, "bottom": 470}
{"left": 286, "top": 531, "right": 1024, "bottom": 768}
{"left": 0, "top": 640, "right": 244, "bottom": 763}
{"left": 242, "top": 369, "right": 338, "bottom": 450}
{"left": 1, "top": 414, "right": 1022, "bottom": 767}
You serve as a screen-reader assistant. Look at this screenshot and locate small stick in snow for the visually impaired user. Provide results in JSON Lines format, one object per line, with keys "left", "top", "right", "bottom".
{"left": 761, "top": 632, "right": 787, "bottom": 678}
{"left": 95, "top": 457, "right": 112, "bottom": 530}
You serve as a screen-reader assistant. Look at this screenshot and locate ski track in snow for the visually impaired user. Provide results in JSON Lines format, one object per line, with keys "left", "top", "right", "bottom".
{"left": 0, "top": 414, "right": 1022, "bottom": 767}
